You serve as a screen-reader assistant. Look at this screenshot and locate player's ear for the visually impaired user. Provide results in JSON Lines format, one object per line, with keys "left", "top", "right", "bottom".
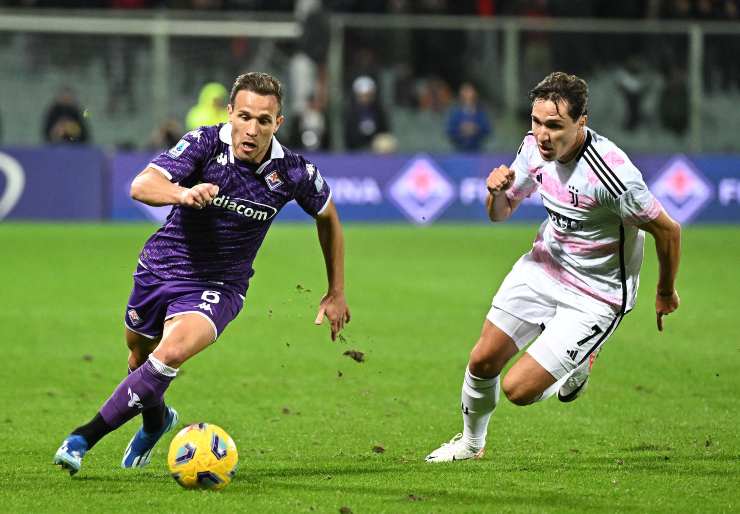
{"left": 227, "top": 103, "right": 233, "bottom": 116}
{"left": 274, "top": 115, "right": 285, "bottom": 133}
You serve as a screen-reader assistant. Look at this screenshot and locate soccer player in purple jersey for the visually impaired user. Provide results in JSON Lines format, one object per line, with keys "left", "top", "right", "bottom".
{"left": 53, "top": 72, "right": 351, "bottom": 475}
{"left": 426, "top": 72, "right": 682, "bottom": 462}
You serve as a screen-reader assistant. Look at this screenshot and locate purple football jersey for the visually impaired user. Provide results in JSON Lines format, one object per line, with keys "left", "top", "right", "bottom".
{"left": 140, "top": 123, "right": 331, "bottom": 293}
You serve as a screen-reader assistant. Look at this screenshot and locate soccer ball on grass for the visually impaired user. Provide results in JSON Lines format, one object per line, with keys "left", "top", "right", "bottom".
{"left": 167, "top": 422, "right": 238, "bottom": 490}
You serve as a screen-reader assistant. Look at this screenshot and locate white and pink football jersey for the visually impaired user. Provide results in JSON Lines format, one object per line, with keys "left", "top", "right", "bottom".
{"left": 506, "top": 128, "right": 663, "bottom": 313}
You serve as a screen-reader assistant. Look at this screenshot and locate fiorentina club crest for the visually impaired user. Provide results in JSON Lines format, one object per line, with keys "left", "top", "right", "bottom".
{"left": 388, "top": 156, "right": 455, "bottom": 224}
{"left": 650, "top": 156, "right": 712, "bottom": 224}
{"left": 265, "top": 171, "right": 283, "bottom": 191}
{"left": 127, "top": 309, "right": 142, "bottom": 326}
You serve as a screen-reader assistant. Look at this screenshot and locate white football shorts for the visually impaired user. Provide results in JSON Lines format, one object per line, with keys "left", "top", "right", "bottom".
{"left": 487, "top": 268, "right": 625, "bottom": 380}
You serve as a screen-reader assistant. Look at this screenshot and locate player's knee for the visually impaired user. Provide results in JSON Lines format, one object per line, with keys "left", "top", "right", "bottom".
{"left": 153, "top": 341, "right": 191, "bottom": 368}
{"left": 468, "top": 341, "right": 502, "bottom": 378}
{"left": 502, "top": 376, "right": 536, "bottom": 406}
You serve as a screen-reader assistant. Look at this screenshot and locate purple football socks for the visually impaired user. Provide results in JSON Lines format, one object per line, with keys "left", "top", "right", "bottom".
{"left": 100, "top": 357, "right": 175, "bottom": 430}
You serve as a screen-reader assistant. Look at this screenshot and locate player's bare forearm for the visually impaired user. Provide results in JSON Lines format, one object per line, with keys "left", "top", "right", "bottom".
{"left": 130, "top": 167, "right": 187, "bottom": 206}
{"left": 315, "top": 201, "right": 345, "bottom": 295}
{"left": 639, "top": 210, "right": 681, "bottom": 330}
{"left": 131, "top": 167, "right": 219, "bottom": 209}
{"left": 640, "top": 210, "right": 682, "bottom": 294}
{"left": 314, "top": 201, "right": 350, "bottom": 340}
{"left": 485, "top": 165, "right": 518, "bottom": 222}
{"left": 486, "top": 193, "right": 514, "bottom": 222}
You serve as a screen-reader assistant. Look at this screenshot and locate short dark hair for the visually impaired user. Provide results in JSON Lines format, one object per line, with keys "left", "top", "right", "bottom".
{"left": 529, "top": 72, "right": 588, "bottom": 121}
{"left": 229, "top": 72, "right": 283, "bottom": 114}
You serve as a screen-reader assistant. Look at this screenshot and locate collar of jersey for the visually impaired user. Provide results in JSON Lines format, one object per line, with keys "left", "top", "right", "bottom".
{"left": 219, "top": 123, "right": 284, "bottom": 174}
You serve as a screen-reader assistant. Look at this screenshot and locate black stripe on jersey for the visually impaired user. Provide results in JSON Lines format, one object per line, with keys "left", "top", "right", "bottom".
{"left": 582, "top": 151, "right": 619, "bottom": 198}
{"left": 590, "top": 146, "right": 626, "bottom": 191}
{"left": 583, "top": 149, "right": 625, "bottom": 198}
{"left": 574, "top": 130, "right": 592, "bottom": 162}
{"left": 577, "top": 224, "right": 628, "bottom": 366}
{"left": 517, "top": 131, "right": 534, "bottom": 155}
{"left": 585, "top": 146, "right": 625, "bottom": 195}
{"left": 584, "top": 146, "right": 626, "bottom": 197}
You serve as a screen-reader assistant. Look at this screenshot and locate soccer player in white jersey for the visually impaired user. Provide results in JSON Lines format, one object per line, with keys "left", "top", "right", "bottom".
{"left": 426, "top": 72, "right": 681, "bottom": 462}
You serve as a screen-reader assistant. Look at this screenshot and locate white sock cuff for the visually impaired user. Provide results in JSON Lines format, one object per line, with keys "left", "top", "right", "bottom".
{"left": 465, "top": 368, "right": 499, "bottom": 389}
{"left": 148, "top": 354, "right": 178, "bottom": 377}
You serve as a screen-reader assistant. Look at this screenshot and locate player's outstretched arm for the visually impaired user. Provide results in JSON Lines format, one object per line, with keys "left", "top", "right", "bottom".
{"left": 638, "top": 210, "right": 682, "bottom": 331}
{"left": 485, "top": 165, "right": 520, "bottom": 222}
{"left": 313, "top": 200, "right": 351, "bottom": 341}
{"left": 130, "top": 167, "right": 219, "bottom": 209}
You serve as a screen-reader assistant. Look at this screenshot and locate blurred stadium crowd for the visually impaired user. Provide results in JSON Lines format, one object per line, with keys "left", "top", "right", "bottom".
{"left": 0, "top": 0, "right": 738, "bottom": 153}
{"left": 2, "top": 0, "right": 738, "bottom": 18}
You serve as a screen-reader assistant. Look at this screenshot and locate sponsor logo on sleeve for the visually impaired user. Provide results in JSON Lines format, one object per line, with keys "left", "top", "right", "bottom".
{"left": 651, "top": 156, "right": 712, "bottom": 223}
{"left": 168, "top": 139, "right": 191, "bottom": 159}
{"left": 265, "top": 171, "right": 283, "bottom": 191}
{"left": 186, "top": 129, "right": 203, "bottom": 141}
{"left": 314, "top": 170, "right": 324, "bottom": 192}
{"left": 306, "top": 163, "right": 315, "bottom": 178}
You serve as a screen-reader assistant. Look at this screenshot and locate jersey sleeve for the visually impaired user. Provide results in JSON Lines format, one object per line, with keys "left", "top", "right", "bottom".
{"left": 505, "top": 133, "right": 538, "bottom": 202}
{"left": 294, "top": 159, "right": 332, "bottom": 216}
{"left": 148, "top": 127, "right": 212, "bottom": 183}
{"left": 598, "top": 160, "right": 663, "bottom": 225}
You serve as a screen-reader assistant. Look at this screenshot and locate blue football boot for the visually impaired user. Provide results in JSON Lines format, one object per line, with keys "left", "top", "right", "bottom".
{"left": 53, "top": 435, "right": 88, "bottom": 475}
{"left": 121, "top": 407, "right": 179, "bottom": 468}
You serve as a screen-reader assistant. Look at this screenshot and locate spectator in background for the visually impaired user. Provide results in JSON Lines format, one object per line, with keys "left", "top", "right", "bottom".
{"left": 290, "top": 0, "right": 329, "bottom": 116}
{"left": 185, "top": 82, "right": 229, "bottom": 131}
{"left": 446, "top": 82, "right": 492, "bottom": 153}
{"left": 658, "top": 65, "right": 689, "bottom": 136}
{"left": 43, "top": 87, "right": 90, "bottom": 144}
{"left": 148, "top": 117, "right": 184, "bottom": 150}
{"left": 615, "top": 57, "right": 648, "bottom": 131}
{"left": 344, "top": 75, "right": 390, "bottom": 151}
{"left": 289, "top": 93, "right": 329, "bottom": 151}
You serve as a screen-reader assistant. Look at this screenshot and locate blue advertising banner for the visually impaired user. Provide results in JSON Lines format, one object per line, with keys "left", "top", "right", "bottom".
{"left": 0, "top": 147, "right": 107, "bottom": 220}
{"left": 3, "top": 146, "right": 738, "bottom": 224}
{"left": 108, "top": 151, "right": 740, "bottom": 224}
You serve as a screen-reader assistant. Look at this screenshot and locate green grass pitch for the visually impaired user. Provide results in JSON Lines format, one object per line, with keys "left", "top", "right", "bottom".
{"left": 0, "top": 222, "right": 738, "bottom": 513}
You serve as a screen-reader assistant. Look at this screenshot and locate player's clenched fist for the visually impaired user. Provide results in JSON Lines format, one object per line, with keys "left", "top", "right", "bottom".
{"left": 179, "top": 183, "right": 219, "bottom": 209}
{"left": 486, "top": 165, "right": 515, "bottom": 196}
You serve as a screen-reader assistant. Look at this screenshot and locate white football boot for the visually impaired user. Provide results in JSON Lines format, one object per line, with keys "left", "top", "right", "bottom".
{"left": 425, "top": 433, "right": 485, "bottom": 463}
{"left": 558, "top": 351, "right": 599, "bottom": 402}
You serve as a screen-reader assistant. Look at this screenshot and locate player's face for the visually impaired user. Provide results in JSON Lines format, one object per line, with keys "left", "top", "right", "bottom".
{"left": 531, "top": 99, "right": 586, "bottom": 162}
{"left": 228, "top": 90, "right": 284, "bottom": 164}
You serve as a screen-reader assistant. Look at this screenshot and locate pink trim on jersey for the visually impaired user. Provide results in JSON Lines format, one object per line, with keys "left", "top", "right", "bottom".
{"left": 576, "top": 194, "right": 598, "bottom": 209}
{"left": 550, "top": 230, "right": 620, "bottom": 257}
{"left": 539, "top": 172, "right": 597, "bottom": 208}
{"left": 603, "top": 150, "right": 625, "bottom": 168}
{"left": 530, "top": 237, "right": 622, "bottom": 308}
{"left": 539, "top": 172, "right": 572, "bottom": 203}
{"left": 507, "top": 187, "right": 526, "bottom": 202}
{"left": 584, "top": 167, "right": 601, "bottom": 187}
{"left": 523, "top": 134, "right": 537, "bottom": 148}
{"left": 628, "top": 197, "right": 663, "bottom": 225}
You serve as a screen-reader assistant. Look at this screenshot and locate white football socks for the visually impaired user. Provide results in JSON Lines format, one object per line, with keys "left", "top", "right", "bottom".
{"left": 147, "top": 354, "right": 179, "bottom": 378}
{"left": 533, "top": 374, "right": 568, "bottom": 403}
{"left": 461, "top": 368, "right": 500, "bottom": 449}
